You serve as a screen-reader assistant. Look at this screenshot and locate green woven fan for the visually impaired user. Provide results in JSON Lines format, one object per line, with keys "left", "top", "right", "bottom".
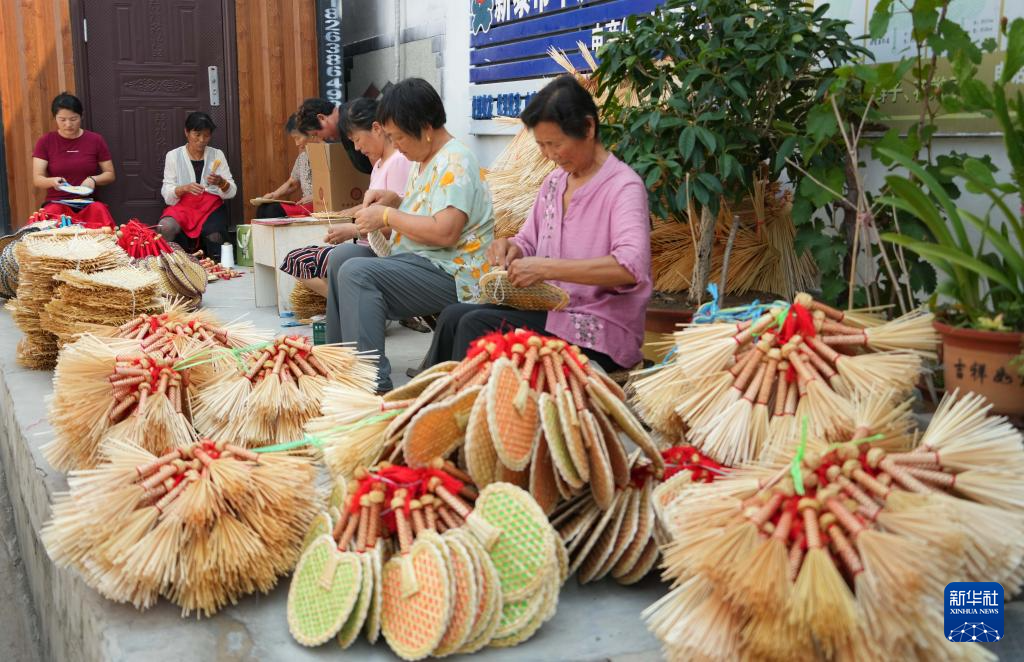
{"left": 493, "top": 587, "right": 545, "bottom": 640}
{"left": 364, "top": 542, "right": 384, "bottom": 644}
{"left": 432, "top": 535, "right": 480, "bottom": 656}
{"left": 539, "top": 393, "right": 583, "bottom": 489}
{"left": 469, "top": 483, "right": 556, "bottom": 602}
{"left": 287, "top": 536, "right": 363, "bottom": 646}
{"left": 452, "top": 530, "right": 504, "bottom": 655}
{"left": 490, "top": 571, "right": 558, "bottom": 648}
{"left": 301, "top": 512, "right": 333, "bottom": 553}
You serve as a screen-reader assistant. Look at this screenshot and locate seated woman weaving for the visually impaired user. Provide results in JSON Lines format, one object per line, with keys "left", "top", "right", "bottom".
{"left": 327, "top": 77, "right": 494, "bottom": 392}
{"left": 279, "top": 98, "right": 412, "bottom": 297}
{"left": 31, "top": 93, "right": 116, "bottom": 229}
{"left": 255, "top": 114, "right": 314, "bottom": 219}
{"left": 157, "top": 112, "right": 237, "bottom": 257}
{"left": 422, "top": 75, "right": 652, "bottom": 373}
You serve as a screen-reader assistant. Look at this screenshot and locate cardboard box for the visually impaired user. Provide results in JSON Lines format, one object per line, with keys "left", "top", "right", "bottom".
{"left": 306, "top": 142, "right": 370, "bottom": 212}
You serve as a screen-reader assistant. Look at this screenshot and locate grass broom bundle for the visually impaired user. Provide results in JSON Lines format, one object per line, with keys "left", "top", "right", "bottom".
{"left": 107, "top": 302, "right": 270, "bottom": 355}
{"left": 645, "top": 391, "right": 1024, "bottom": 661}
{"left": 42, "top": 436, "right": 321, "bottom": 616}
{"left": 44, "top": 334, "right": 197, "bottom": 471}
{"left": 193, "top": 336, "right": 377, "bottom": 447}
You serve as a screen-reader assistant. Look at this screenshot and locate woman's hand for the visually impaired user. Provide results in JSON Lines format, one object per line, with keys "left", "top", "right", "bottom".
{"left": 206, "top": 173, "right": 227, "bottom": 189}
{"left": 507, "top": 257, "right": 552, "bottom": 288}
{"left": 354, "top": 204, "right": 388, "bottom": 234}
{"left": 297, "top": 195, "right": 313, "bottom": 206}
{"left": 49, "top": 176, "right": 67, "bottom": 189}
{"left": 486, "top": 238, "right": 522, "bottom": 270}
{"left": 176, "top": 183, "right": 204, "bottom": 197}
{"left": 362, "top": 189, "right": 401, "bottom": 209}
{"left": 325, "top": 224, "right": 359, "bottom": 245}
{"left": 262, "top": 191, "right": 277, "bottom": 200}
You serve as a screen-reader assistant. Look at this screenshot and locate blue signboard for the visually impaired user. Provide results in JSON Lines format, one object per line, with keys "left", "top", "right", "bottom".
{"left": 469, "top": 0, "right": 665, "bottom": 120}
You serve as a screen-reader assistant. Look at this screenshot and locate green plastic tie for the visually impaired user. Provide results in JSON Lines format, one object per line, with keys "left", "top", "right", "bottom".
{"left": 827, "top": 433, "right": 884, "bottom": 451}
{"left": 790, "top": 415, "right": 809, "bottom": 496}
{"left": 251, "top": 409, "right": 404, "bottom": 453}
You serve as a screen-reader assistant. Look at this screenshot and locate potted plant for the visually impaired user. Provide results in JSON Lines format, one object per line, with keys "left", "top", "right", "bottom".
{"left": 879, "top": 19, "right": 1024, "bottom": 414}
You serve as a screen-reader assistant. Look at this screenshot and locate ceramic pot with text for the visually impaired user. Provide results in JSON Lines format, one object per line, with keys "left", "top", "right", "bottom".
{"left": 936, "top": 321, "right": 1024, "bottom": 416}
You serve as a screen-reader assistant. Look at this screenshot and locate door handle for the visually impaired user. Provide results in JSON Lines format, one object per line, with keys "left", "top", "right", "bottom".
{"left": 208, "top": 66, "right": 220, "bottom": 107}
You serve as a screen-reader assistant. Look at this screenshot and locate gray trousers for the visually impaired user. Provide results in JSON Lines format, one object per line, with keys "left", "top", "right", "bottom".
{"left": 325, "top": 243, "right": 457, "bottom": 391}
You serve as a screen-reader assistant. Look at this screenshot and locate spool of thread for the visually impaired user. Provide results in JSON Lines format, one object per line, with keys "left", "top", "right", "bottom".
{"left": 220, "top": 243, "right": 235, "bottom": 269}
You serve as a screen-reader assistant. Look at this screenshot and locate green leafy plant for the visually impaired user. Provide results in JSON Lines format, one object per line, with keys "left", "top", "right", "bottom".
{"left": 596, "top": 0, "right": 866, "bottom": 218}
{"left": 878, "top": 18, "right": 1024, "bottom": 331}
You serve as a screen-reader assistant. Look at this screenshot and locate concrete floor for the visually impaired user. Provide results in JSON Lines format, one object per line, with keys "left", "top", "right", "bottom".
{"left": 0, "top": 270, "right": 666, "bottom": 662}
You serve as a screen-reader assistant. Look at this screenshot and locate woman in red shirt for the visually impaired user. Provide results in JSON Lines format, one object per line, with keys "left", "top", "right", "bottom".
{"left": 31, "top": 93, "right": 116, "bottom": 229}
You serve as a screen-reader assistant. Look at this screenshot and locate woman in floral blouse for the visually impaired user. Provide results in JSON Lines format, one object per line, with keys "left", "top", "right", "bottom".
{"left": 422, "top": 75, "right": 652, "bottom": 373}
{"left": 326, "top": 77, "right": 494, "bottom": 392}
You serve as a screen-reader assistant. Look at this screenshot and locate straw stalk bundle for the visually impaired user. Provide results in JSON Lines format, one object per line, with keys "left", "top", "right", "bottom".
{"left": 645, "top": 390, "right": 1024, "bottom": 662}
{"left": 290, "top": 282, "right": 326, "bottom": 320}
{"left": 192, "top": 335, "right": 377, "bottom": 447}
{"left": 42, "top": 437, "right": 320, "bottom": 616}
{"left": 287, "top": 462, "right": 564, "bottom": 658}
{"left": 629, "top": 293, "right": 937, "bottom": 465}
{"left": 9, "top": 234, "right": 128, "bottom": 368}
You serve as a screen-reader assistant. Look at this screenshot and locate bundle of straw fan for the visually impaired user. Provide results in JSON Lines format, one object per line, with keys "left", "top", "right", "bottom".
{"left": 554, "top": 444, "right": 728, "bottom": 587}
{"left": 41, "top": 267, "right": 163, "bottom": 348}
{"left": 44, "top": 334, "right": 211, "bottom": 471}
{"left": 645, "top": 390, "right": 1024, "bottom": 662}
{"left": 192, "top": 335, "right": 377, "bottom": 447}
{"left": 306, "top": 329, "right": 663, "bottom": 513}
{"left": 477, "top": 270, "right": 570, "bottom": 311}
{"left": 289, "top": 282, "right": 326, "bottom": 320}
{"left": 8, "top": 234, "right": 128, "bottom": 369}
{"left": 629, "top": 293, "right": 937, "bottom": 465}
{"left": 287, "top": 462, "right": 564, "bottom": 657}
{"left": 650, "top": 177, "right": 818, "bottom": 299}
{"left": 42, "top": 437, "right": 321, "bottom": 616}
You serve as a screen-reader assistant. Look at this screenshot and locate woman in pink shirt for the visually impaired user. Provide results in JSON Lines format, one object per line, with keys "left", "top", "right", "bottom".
{"left": 31, "top": 93, "right": 117, "bottom": 229}
{"left": 422, "top": 75, "right": 652, "bottom": 372}
{"left": 280, "top": 97, "right": 411, "bottom": 297}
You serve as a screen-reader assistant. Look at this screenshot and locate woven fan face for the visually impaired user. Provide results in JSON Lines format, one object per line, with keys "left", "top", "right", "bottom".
{"left": 337, "top": 552, "right": 374, "bottom": 648}
{"left": 586, "top": 380, "right": 664, "bottom": 475}
{"left": 301, "top": 512, "right": 333, "bottom": 553}
{"left": 364, "top": 543, "right": 383, "bottom": 644}
{"left": 432, "top": 535, "right": 479, "bottom": 656}
{"left": 581, "top": 410, "right": 615, "bottom": 510}
{"left": 487, "top": 358, "right": 541, "bottom": 471}
{"left": 578, "top": 487, "right": 632, "bottom": 583}
{"left": 471, "top": 483, "right": 555, "bottom": 602}
{"left": 465, "top": 392, "right": 498, "bottom": 487}
{"left": 477, "top": 270, "right": 569, "bottom": 311}
{"left": 384, "top": 375, "right": 454, "bottom": 441}
{"left": 490, "top": 573, "right": 557, "bottom": 648}
{"left": 450, "top": 530, "right": 503, "bottom": 655}
{"left": 384, "top": 370, "right": 446, "bottom": 402}
{"left": 568, "top": 489, "right": 626, "bottom": 577}
{"left": 528, "top": 433, "right": 560, "bottom": 515}
{"left": 162, "top": 252, "right": 207, "bottom": 299}
{"left": 613, "top": 478, "right": 655, "bottom": 579}
{"left": 617, "top": 536, "right": 659, "bottom": 585}
{"left": 329, "top": 479, "right": 348, "bottom": 513}
{"left": 539, "top": 393, "right": 583, "bottom": 490}
{"left": 380, "top": 538, "right": 452, "bottom": 660}
{"left": 556, "top": 385, "right": 590, "bottom": 483}
{"left": 554, "top": 533, "right": 569, "bottom": 585}
{"left": 493, "top": 586, "right": 546, "bottom": 641}
{"left": 403, "top": 385, "right": 481, "bottom": 467}
{"left": 592, "top": 406, "right": 631, "bottom": 489}
{"left": 287, "top": 536, "right": 363, "bottom": 646}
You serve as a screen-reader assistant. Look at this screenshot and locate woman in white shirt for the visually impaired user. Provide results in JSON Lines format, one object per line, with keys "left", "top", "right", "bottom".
{"left": 158, "top": 111, "right": 236, "bottom": 256}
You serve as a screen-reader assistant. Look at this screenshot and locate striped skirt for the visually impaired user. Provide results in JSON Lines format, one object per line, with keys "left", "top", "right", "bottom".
{"left": 279, "top": 244, "right": 333, "bottom": 280}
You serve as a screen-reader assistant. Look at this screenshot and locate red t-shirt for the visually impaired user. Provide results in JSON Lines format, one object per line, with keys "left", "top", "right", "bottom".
{"left": 32, "top": 130, "right": 112, "bottom": 201}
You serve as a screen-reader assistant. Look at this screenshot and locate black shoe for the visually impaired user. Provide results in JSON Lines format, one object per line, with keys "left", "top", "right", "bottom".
{"left": 399, "top": 317, "right": 433, "bottom": 333}
{"left": 406, "top": 367, "right": 423, "bottom": 379}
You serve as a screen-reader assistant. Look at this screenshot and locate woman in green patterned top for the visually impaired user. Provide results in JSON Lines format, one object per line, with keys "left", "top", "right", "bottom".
{"left": 326, "top": 77, "right": 495, "bottom": 392}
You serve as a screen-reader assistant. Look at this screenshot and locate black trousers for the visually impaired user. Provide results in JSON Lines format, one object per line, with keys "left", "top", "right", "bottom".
{"left": 421, "top": 303, "right": 622, "bottom": 373}
{"left": 255, "top": 202, "right": 288, "bottom": 219}
{"left": 167, "top": 204, "right": 229, "bottom": 258}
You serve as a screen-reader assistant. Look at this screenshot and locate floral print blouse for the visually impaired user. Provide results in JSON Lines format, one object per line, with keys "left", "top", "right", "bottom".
{"left": 391, "top": 139, "right": 495, "bottom": 302}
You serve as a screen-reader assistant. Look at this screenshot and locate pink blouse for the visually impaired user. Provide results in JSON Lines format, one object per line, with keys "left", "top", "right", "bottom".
{"left": 369, "top": 149, "right": 412, "bottom": 195}
{"left": 512, "top": 154, "right": 652, "bottom": 369}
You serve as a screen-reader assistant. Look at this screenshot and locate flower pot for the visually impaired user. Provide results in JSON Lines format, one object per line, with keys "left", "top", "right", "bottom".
{"left": 935, "top": 321, "right": 1024, "bottom": 416}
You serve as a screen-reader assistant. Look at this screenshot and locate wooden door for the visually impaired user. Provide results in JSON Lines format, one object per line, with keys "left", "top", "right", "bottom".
{"left": 75, "top": 0, "right": 241, "bottom": 224}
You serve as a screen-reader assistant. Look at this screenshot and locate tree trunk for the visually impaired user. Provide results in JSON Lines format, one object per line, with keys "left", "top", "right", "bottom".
{"left": 688, "top": 205, "right": 717, "bottom": 306}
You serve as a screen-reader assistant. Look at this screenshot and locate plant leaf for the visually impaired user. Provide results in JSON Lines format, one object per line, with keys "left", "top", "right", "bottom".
{"left": 880, "top": 233, "right": 1018, "bottom": 294}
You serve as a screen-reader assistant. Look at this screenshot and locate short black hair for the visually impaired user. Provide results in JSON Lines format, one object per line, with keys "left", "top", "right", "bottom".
{"left": 376, "top": 78, "right": 446, "bottom": 139}
{"left": 297, "top": 97, "right": 336, "bottom": 135}
{"left": 285, "top": 113, "right": 299, "bottom": 134}
{"left": 340, "top": 97, "right": 379, "bottom": 136}
{"left": 520, "top": 75, "right": 599, "bottom": 140}
{"left": 51, "top": 92, "right": 83, "bottom": 117}
{"left": 185, "top": 111, "right": 216, "bottom": 133}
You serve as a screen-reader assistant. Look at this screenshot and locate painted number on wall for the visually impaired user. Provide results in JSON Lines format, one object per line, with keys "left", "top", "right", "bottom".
{"left": 318, "top": 1, "right": 344, "bottom": 103}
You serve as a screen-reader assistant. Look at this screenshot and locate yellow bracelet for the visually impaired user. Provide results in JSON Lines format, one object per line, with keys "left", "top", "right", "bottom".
{"left": 382, "top": 207, "right": 390, "bottom": 228}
